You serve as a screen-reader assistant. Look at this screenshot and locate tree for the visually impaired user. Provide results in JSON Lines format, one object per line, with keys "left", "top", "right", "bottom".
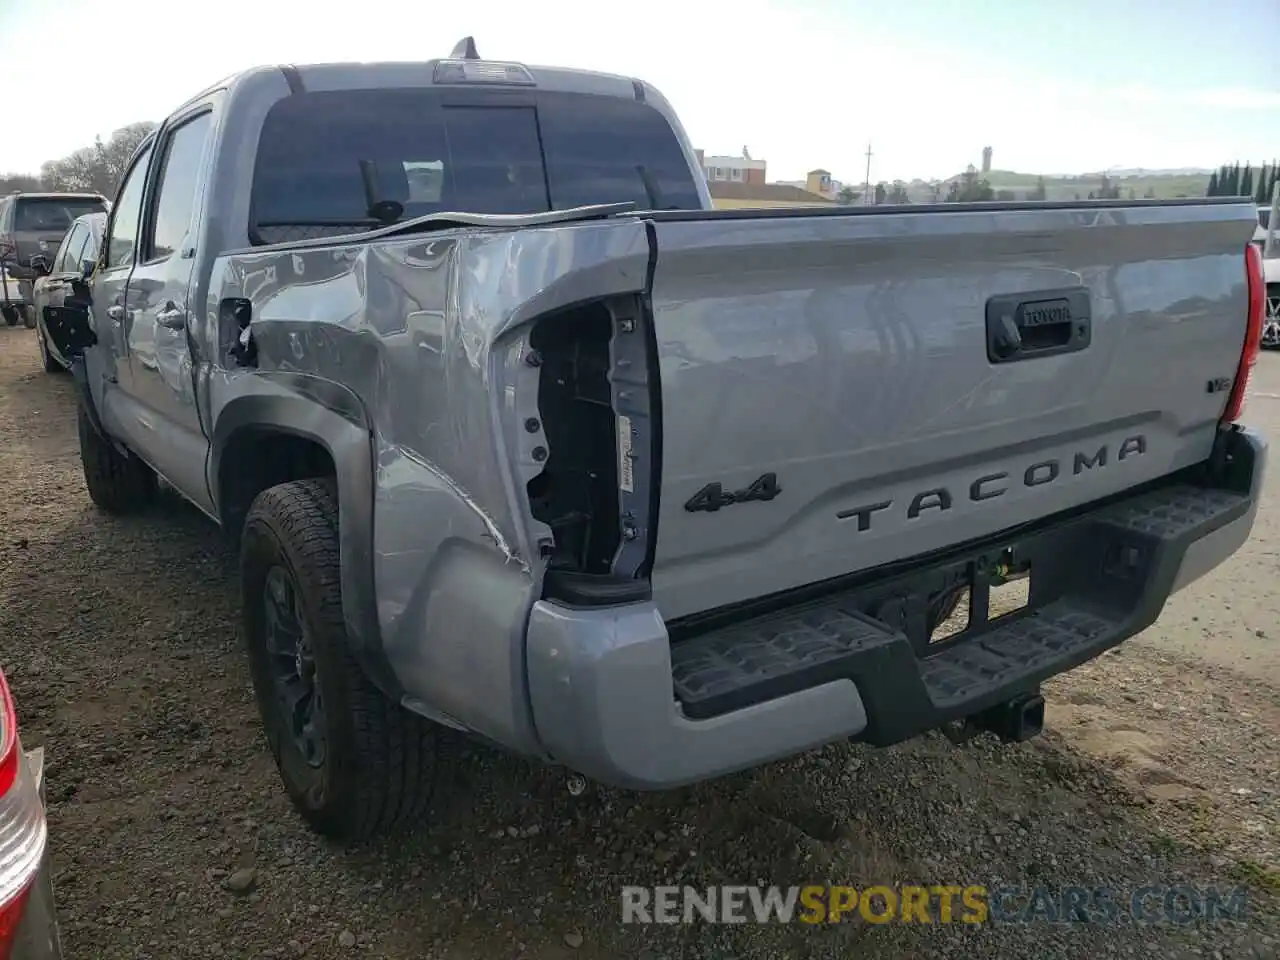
{"left": 837, "top": 185, "right": 859, "bottom": 205}
{"left": 873, "top": 181, "right": 887, "bottom": 205}
{"left": 887, "top": 181, "right": 909, "bottom": 204}
{"left": 1207, "top": 171, "right": 1219, "bottom": 197}
{"left": 1256, "top": 164, "right": 1271, "bottom": 204}
{"left": 947, "top": 165, "right": 994, "bottom": 203}
{"left": 0, "top": 173, "right": 41, "bottom": 194}
{"left": 1094, "top": 172, "right": 1121, "bottom": 200}
{"left": 1028, "top": 176, "right": 1047, "bottom": 201}
{"left": 1241, "top": 163, "right": 1254, "bottom": 200}
{"left": 1143, "top": 186, "right": 1157, "bottom": 199}
{"left": 39, "top": 121, "right": 157, "bottom": 196}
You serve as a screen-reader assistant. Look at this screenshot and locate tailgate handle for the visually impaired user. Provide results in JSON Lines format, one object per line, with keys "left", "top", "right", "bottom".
{"left": 986, "top": 288, "right": 1091, "bottom": 363}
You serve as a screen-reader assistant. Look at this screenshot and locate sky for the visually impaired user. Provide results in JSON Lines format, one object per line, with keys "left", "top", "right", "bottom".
{"left": 1, "top": 0, "right": 1277, "bottom": 185}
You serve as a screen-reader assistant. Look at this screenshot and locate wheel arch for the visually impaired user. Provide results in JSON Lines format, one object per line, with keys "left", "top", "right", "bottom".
{"left": 209, "top": 375, "right": 399, "bottom": 699}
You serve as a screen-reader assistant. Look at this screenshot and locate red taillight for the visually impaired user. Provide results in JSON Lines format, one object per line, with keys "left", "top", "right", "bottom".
{"left": 0, "top": 670, "right": 47, "bottom": 959}
{"left": 1224, "top": 244, "right": 1266, "bottom": 423}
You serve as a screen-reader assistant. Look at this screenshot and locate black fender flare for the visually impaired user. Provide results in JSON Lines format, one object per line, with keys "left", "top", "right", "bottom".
{"left": 209, "top": 375, "right": 400, "bottom": 700}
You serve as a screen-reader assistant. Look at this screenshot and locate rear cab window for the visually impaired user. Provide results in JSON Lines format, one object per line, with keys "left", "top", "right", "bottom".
{"left": 250, "top": 87, "right": 701, "bottom": 243}
{"left": 15, "top": 197, "right": 106, "bottom": 232}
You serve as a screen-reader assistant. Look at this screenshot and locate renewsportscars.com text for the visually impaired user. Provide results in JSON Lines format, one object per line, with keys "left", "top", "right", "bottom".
{"left": 621, "top": 884, "right": 1250, "bottom": 925}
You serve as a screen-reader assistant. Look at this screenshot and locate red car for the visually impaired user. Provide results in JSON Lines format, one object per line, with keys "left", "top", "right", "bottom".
{"left": 0, "top": 669, "right": 62, "bottom": 959}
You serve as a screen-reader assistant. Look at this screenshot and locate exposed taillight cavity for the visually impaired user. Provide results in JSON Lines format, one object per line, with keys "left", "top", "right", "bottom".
{"left": 525, "top": 295, "right": 660, "bottom": 605}
{"left": 1224, "top": 244, "right": 1266, "bottom": 423}
{"left": 0, "top": 670, "right": 47, "bottom": 958}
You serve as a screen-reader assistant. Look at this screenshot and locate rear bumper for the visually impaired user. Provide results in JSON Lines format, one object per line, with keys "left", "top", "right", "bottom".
{"left": 526, "top": 425, "right": 1266, "bottom": 790}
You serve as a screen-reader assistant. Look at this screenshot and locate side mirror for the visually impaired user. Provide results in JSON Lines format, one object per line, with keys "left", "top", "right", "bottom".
{"left": 29, "top": 254, "right": 51, "bottom": 276}
{"left": 80, "top": 258, "right": 96, "bottom": 279}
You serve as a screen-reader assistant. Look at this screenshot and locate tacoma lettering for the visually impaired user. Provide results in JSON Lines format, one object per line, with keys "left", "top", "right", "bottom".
{"left": 836, "top": 434, "right": 1147, "bottom": 531}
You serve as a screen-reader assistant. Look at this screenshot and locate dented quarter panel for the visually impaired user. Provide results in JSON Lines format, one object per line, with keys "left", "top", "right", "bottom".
{"left": 207, "top": 217, "right": 650, "bottom": 750}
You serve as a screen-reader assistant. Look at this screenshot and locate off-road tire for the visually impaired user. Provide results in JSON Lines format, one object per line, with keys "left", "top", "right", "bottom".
{"left": 78, "top": 406, "right": 156, "bottom": 512}
{"left": 38, "top": 327, "right": 62, "bottom": 373}
{"left": 241, "top": 477, "right": 439, "bottom": 840}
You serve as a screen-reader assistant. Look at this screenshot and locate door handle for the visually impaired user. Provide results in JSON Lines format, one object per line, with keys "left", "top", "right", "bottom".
{"left": 106, "top": 305, "right": 125, "bottom": 322}
{"left": 156, "top": 307, "right": 187, "bottom": 330}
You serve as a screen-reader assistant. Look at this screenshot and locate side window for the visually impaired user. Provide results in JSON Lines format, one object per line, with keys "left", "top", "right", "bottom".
{"left": 67, "top": 228, "right": 92, "bottom": 273}
{"left": 147, "top": 112, "right": 212, "bottom": 261}
{"left": 83, "top": 225, "right": 101, "bottom": 263}
{"left": 55, "top": 224, "right": 85, "bottom": 272}
{"left": 104, "top": 144, "right": 154, "bottom": 270}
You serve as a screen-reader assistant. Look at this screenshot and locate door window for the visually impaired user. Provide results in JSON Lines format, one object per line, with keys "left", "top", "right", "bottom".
{"left": 147, "top": 112, "right": 213, "bottom": 261}
{"left": 55, "top": 224, "right": 88, "bottom": 273}
{"left": 104, "top": 145, "right": 154, "bottom": 270}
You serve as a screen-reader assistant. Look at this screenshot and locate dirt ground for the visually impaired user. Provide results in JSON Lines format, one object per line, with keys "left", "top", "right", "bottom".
{"left": 0, "top": 325, "right": 1276, "bottom": 960}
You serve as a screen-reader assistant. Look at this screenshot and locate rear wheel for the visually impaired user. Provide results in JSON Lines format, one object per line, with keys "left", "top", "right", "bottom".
{"left": 21, "top": 306, "right": 35, "bottom": 329}
{"left": 1, "top": 305, "right": 17, "bottom": 326}
{"left": 241, "top": 478, "right": 439, "bottom": 840}
{"left": 77, "top": 406, "right": 156, "bottom": 512}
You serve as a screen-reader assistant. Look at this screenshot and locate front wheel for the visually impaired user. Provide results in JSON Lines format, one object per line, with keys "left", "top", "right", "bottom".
{"left": 241, "top": 477, "right": 439, "bottom": 840}
{"left": 22, "top": 306, "right": 35, "bottom": 329}
{"left": 38, "top": 327, "right": 62, "bottom": 373}
{"left": 78, "top": 406, "right": 156, "bottom": 512}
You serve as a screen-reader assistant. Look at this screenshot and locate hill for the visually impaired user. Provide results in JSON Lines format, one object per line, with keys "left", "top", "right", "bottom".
{"left": 890, "top": 168, "right": 1213, "bottom": 203}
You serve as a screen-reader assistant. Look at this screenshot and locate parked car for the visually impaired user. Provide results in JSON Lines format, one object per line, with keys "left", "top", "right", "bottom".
{"left": 0, "top": 263, "right": 32, "bottom": 328}
{"left": 0, "top": 192, "right": 108, "bottom": 326}
{"left": 27, "top": 213, "right": 105, "bottom": 372}
{"left": 44, "top": 38, "right": 1267, "bottom": 843}
{"left": 0, "top": 668, "right": 64, "bottom": 959}
{"left": 1257, "top": 205, "right": 1280, "bottom": 349}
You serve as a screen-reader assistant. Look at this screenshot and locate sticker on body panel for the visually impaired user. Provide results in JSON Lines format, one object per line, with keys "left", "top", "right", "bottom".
{"left": 618, "top": 414, "right": 635, "bottom": 493}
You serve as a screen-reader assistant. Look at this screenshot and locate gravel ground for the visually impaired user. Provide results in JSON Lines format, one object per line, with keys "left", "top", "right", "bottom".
{"left": 0, "top": 326, "right": 1277, "bottom": 960}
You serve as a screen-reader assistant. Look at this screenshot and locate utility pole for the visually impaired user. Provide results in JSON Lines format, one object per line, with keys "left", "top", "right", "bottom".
{"left": 863, "top": 143, "right": 873, "bottom": 204}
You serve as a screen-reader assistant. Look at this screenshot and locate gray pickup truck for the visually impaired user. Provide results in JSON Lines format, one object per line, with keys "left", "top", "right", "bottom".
{"left": 46, "top": 39, "right": 1269, "bottom": 841}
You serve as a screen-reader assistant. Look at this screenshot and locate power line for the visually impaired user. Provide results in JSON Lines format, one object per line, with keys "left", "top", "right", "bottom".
{"left": 865, "top": 140, "right": 875, "bottom": 203}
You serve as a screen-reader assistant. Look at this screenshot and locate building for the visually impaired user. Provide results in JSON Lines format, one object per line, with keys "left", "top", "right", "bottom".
{"left": 776, "top": 169, "right": 846, "bottom": 201}
{"left": 694, "top": 148, "right": 767, "bottom": 186}
{"left": 706, "top": 181, "right": 835, "bottom": 209}
{"left": 981, "top": 147, "right": 993, "bottom": 174}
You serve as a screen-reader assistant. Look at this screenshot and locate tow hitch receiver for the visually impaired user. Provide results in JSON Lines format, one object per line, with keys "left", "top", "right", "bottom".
{"left": 942, "top": 691, "right": 1046, "bottom": 745}
{"left": 975, "top": 692, "right": 1046, "bottom": 743}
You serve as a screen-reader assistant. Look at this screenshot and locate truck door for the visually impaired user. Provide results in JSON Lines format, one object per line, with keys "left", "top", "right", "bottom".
{"left": 119, "top": 106, "right": 215, "bottom": 512}
{"left": 91, "top": 141, "right": 153, "bottom": 437}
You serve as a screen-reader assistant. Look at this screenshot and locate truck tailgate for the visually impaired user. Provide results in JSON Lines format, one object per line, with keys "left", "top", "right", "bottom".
{"left": 645, "top": 202, "right": 1256, "bottom": 621}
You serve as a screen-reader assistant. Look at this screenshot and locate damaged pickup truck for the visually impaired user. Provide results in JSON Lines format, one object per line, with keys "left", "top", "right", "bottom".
{"left": 47, "top": 39, "right": 1268, "bottom": 840}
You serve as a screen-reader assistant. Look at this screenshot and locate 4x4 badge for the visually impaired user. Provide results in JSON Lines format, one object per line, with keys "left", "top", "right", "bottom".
{"left": 684, "top": 473, "right": 782, "bottom": 513}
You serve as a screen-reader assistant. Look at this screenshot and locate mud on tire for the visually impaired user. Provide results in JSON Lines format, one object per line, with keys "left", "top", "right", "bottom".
{"left": 78, "top": 405, "right": 156, "bottom": 512}
{"left": 241, "top": 477, "right": 439, "bottom": 840}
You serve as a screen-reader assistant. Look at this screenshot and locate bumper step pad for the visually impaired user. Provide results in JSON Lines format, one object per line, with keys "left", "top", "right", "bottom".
{"left": 670, "top": 483, "right": 1250, "bottom": 743}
